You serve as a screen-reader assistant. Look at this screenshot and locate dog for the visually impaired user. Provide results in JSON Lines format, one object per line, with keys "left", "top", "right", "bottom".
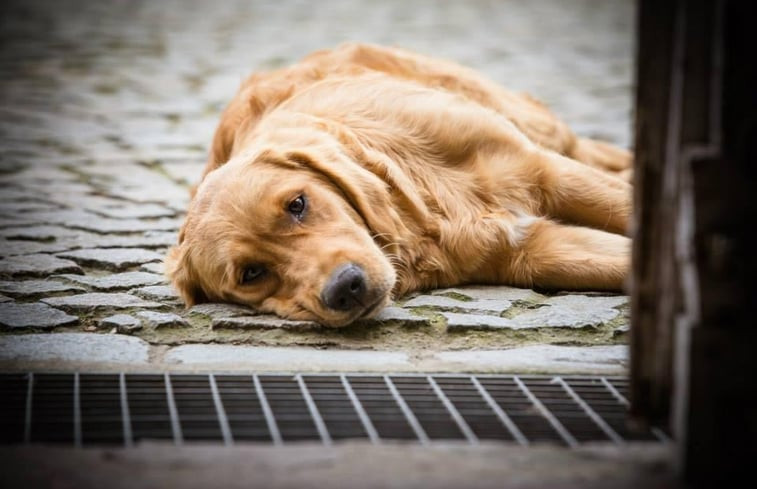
{"left": 166, "top": 43, "right": 632, "bottom": 327}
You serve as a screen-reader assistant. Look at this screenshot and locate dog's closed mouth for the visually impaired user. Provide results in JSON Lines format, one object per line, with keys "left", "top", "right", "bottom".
{"left": 359, "top": 296, "right": 386, "bottom": 320}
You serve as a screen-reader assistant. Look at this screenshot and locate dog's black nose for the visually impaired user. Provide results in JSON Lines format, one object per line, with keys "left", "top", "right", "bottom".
{"left": 321, "top": 263, "right": 368, "bottom": 311}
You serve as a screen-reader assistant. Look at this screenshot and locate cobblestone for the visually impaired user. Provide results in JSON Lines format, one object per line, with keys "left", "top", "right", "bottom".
{"left": 443, "top": 313, "right": 518, "bottom": 330}
{"left": 132, "top": 284, "right": 180, "bottom": 301}
{"left": 99, "top": 314, "right": 142, "bottom": 333}
{"left": 508, "top": 295, "right": 627, "bottom": 329}
{"left": 0, "top": 254, "right": 83, "bottom": 277}
{"left": 0, "top": 238, "right": 72, "bottom": 257}
{"left": 369, "top": 306, "right": 432, "bottom": 326}
{"left": 41, "top": 293, "right": 163, "bottom": 312}
{"left": 212, "top": 315, "right": 319, "bottom": 330}
{"left": 136, "top": 311, "right": 189, "bottom": 329}
{"left": 433, "top": 286, "right": 546, "bottom": 303}
{"left": 0, "top": 302, "right": 79, "bottom": 329}
{"left": 404, "top": 294, "right": 513, "bottom": 315}
{"left": 57, "top": 271, "right": 165, "bottom": 291}
{"left": 56, "top": 248, "right": 164, "bottom": 271}
{"left": 0, "top": 0, "right": 634, "bottom": 373}
{"left": 434, "top": 345, "right": 628, "bottom": 373}
{"left": 187, "top": 303, "right": 260, "bottom": 318}
{"left": 0, "top": 333, "right": 150, "bottom": 365}
{"left": 0, "top": 279, "right": 86, "bottom": 297}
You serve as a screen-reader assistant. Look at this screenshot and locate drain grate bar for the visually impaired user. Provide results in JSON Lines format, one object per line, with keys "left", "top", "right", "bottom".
{"left": 73, "top": 373, "right": 81, "bottom": 448}
{"left": 23, "top": 372, "right": 33, "bottom": 444}
{"left": 599, "top": 376, "right": 670, "bottom": 443}
{"left": 163, "top": 373, "right": 183, "bottom": 445}
{"left": 384, "top": 375, "right": 430, "bottom": 445}
{"left": 296, "top": 374, "right": 332, "bottom": 446}
{"left": 119, "top": 373, "right": 133, "bottom": 448}
{"left": 0, "top": 373, "right": 667, "bottom": 448}
{"left": 253, "top": 374, "right": 282, "bottom": 445}
{"left": 208, "top": 374, "right": 233, "bottom": 446}
{"left": 552, "top": 376, "right": 624, "bottom": 445}
{"left": 427, "top": 376, "right": 478, "bottom": 445}
{"left": 470, "top": 375, "right": 529, "bottom": 446}
{"left": 340, "top": 374, "right": 380, "bottom": 444}
{"left": 601, "top": 376, "right": 629, "bottom": 407}
{"left": 514, "top": 376, "right": 578, "bottom": 448}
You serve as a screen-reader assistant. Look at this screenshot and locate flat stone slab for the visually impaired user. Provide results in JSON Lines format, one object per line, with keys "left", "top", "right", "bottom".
{"left": 369, "top": 306, "right": 431, "bottom": 325}
{"left": 132, "top": 285, "right": 180, "bottom": 301}
{"left": 140, "top": 262, "right": 165, "bottom": 274}
{"left": 0, "top": 254, "right": 83, "bottom": 277}
{"left": 433, "top": 345, "right": 628, "bottom": 374}
{"left": 212, "top": 315, "right": 318, "bottom": 330}
{"left": 404, "top": 294, "right": 512, "bottom": 315}
{"left": 41, "top": 293, "right": 163, "bottom": 311}
{"left": 443, "top": 313, "right": 517, "bottom": 330}
{"left": 433, "top": 285, "right": 545, "bottom": 303}
{"left": 0, "top": 225, "right": 80, "bottom": 241}
{"left": 0, "top": 302, "right": 79, "bottom": 329}
{"left": 83, "top": 232, "right": 178, "bottom": 250}
{"left": 0, "top": 442, "right": 674, "bottom": 489}
{"left": 509, "top": 295, "right": 627, "bottom": 329}
{"left": 27, "top": 210, "right": 180, "bottom": 234}
{"left": 136, "top": 311, "right": 188, "bottom": 328}
{"left": 100, "top": 314, "right": 142, "bottom": 333}
{"left": 188, "top": 303, "right": 259, "bottom": 318}
{"left": 0, "top": 333, "right": 150, "bottom": 364}
{"left": 165, "top": 345, "right": 412, "bottom": 371}
{"left": 56, "top": 248, "right": 163, "bottom": 271}
{"left": 444, "top": 294, "right": 628, "bottom": 330}
{"left": 0, "top": 238, "right": 72, "bottom": 257}
{"left": 92, "top": 203, "right": 176, "bottom": 219}
{"left": 0, "top": 279, "right": 86, "bottom": 297}
{"left": 57, "top": 271, "right": 165, "bottom": 290}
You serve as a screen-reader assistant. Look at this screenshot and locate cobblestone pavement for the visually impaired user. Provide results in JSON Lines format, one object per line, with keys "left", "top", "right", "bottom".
{"left": 0, "top": 0, "right": 635, "bottom": 372}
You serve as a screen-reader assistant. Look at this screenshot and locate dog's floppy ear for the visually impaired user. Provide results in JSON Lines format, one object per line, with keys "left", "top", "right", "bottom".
{"left": 285, "top": 149, "right": 414, "bottom": 247}
{"left": 197, "top": 79, "right": 297, "bottom": 193}
{"left": 165, "top": 243, "right": 208, "bottom": 307}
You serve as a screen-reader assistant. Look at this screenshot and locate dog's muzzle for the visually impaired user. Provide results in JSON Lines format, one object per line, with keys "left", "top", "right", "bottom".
{"left": 321, "top": 263, "right": 369, "bottom": 312}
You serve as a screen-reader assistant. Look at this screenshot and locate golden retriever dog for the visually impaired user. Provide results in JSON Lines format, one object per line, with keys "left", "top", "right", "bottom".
{"left": 166, "top": 43, "right": 632, "bottom": 327}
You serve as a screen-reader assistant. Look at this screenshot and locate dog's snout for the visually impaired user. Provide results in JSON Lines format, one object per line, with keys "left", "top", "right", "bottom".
{"left": 321, "top": 263, "right": 368, "bottom": 311}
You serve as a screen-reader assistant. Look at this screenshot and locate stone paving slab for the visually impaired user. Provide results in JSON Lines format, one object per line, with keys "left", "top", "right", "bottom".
{"left": 434, "top": 345, "right": 628, "bottom": 374}
{"left": 41, "top": 293, "right": 163, "bottom": 312}
{"left": 0, "top": 303, "right": 78, "bottom": 329}
{"left": 164, "top": 345, "right": 414, "bottom": 371}
{"left": 0, "top": 331, "right": 628, "bottom": 374}
{"left": 132, "top": 284, "right": 180, "bottom": 301}
{"left": 136, "top": 311, "right": 189, "bottom": 329}
{"left": 56, "top": 248, "right": 164, "bottom": 271}
{"left": 100, "top": 314, "right": 142, "bottom": 333}
{"left": 0, "top": 279, "right": 86, "bottom": 297}
{"left": 0, "top": 333, "right": 150, "bottom": 365}
{"left": 57, "top": 271, "right": 165, "bottom": 291}
{"left": 0, "top": 0, "right": 634, "bottom": 374}
{"left": 0, "top": 254, "right": 83, "bottom": 277}
{"left": 0, "top": 442, "right": 675, "bottom": 489}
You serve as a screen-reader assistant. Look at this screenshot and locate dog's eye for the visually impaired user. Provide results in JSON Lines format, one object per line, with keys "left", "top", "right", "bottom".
{"left": 287, "top": 194, "right": 307, "bottom": 219}
{"left": 240, "top": 264, "right": 267, "bottom": 284}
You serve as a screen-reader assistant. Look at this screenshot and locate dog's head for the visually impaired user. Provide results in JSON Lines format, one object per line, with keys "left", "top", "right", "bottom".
{"left": 166, "top": 142, "right": 400, "bottom": 327}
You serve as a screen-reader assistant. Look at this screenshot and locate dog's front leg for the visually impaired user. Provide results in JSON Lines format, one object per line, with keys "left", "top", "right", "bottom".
{"left": 477, "top": 217, "right": 630, "bottom": 291}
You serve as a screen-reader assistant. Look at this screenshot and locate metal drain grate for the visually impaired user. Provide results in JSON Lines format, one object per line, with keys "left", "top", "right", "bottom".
{"left": 0, "top": 373, "right": 669, "bottom": 447}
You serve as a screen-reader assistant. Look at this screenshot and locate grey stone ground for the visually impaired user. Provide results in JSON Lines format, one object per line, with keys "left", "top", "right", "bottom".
{"left": 0, "top": 0, "right": 635, "bottom": 373}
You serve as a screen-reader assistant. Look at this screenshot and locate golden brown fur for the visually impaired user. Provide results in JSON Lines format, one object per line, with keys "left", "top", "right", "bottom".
{"left": 167, "top": 43, "right": 632, "bottom": 327}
